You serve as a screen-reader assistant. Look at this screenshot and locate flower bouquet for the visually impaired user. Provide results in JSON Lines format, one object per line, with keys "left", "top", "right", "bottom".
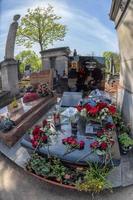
{"left": 29, "top": 119, "right": 54, "bottom": 149}
{"left": 37, "top": 83, "right": 53, "bottom": 97}
{"left": 23, "top": 92, "right": 39, "bottom": 103}
{"left": 62, "top": 136, "right": 85, "bottom": 151}
{"left": 90, "top": 129, "right": 115, "bottom": 161}
{"left": 76, "top": 101, "right": 116, "bottom": 125}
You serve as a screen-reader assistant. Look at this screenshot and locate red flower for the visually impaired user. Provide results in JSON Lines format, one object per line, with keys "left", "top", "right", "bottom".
{"left": 100, "top": 142, "right": 108, "bottom": 150}
{"left": 76, "top": 105, "right": 83, "bottom": 112}
{"left": 89, "top": 106, "right": 99, "bottom": 116}
{"left": 32, "top": 126, "right": 41, "bottom": 135}
{"left": 108, "top": 105, "right": 116, "bottom": 114}
{"left": 84, "top": 104, "right": 92, "bottom": 112}
{"left": 23, "top": 92, "right": 39, "bottom": 103}
{"left": 90, "top": 141, "right": 99, "bottom": 149}
{"left": 71, "top": 140, "right": 78, "bottom": 146}
{"left": 62, "top": 137, "right": 85, "bottom": 150}
{"left": 31, "top": 139, "right": 38, "bottom": 148}
{"left": 62, "top": 138, "right": 68, "bottom": 144}
{"left": 42, "top": 135, "right": 48, "bottom": 142}
{"left": 67, "top": 137, "right": 75, "bottom": 144}
{"left": 97, "top": 102, "right": 107, "bottom": 111}
{"left": 79, "top": 141, "right": 85, "bottom": 149}
{"left": 105, "top": 123, "right": 115, "bottom": 130}
{"left": 42, "top": 119, "right": 47, "bottom": 127}
{"left": 97, "top": 131, "right": 104, "bottom": 137}
{"left": 33, "top": 134, "right": 40, "bottom": 141}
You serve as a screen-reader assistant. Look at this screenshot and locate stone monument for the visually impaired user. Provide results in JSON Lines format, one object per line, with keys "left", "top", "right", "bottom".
{"left": 40, "top": 47, "right": 70, "bottom": 76}
{"left": 1, "top": 14, "right": 20, "bottom": 95}
{"left": 110, "top": 0, "right": 133, "bottom": 134}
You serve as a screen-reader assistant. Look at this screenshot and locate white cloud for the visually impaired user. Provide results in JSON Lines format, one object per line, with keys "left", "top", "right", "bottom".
{"left": 0, "top": 0, "right": 118, "bottom": 61}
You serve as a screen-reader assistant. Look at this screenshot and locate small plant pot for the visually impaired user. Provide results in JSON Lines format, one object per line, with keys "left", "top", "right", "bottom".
{"left": 120, "top": 145, "right": 132, "bottom": 155}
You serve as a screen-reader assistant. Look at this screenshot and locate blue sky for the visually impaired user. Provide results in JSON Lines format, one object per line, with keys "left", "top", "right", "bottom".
{"left": 0, "top": 0, "right": 118, "bottom": 61}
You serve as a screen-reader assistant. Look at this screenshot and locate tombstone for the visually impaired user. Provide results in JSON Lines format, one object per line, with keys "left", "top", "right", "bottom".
{"left": 30, "top": 69, "right": 53, "bottom": 89}
{"left": 40, "top": 47, "right": 70, "bottom": 77}
{"left": 40, "top": 47, "right": 70, "bottom": 93}
{"left": 0, "top": 14, "right": 20, "bottom": 96}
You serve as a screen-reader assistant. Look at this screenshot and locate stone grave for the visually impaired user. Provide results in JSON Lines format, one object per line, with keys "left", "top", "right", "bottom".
{"left": 0, "top": 95, "right": 57, "bottom": 147}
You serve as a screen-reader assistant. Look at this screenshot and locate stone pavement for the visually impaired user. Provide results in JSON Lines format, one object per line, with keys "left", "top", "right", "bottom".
{"left": 0, "top": 151, "right": 133, "bottom": 200}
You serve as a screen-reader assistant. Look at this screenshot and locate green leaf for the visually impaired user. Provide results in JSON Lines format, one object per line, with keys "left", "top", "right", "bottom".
{"left": 96, "top": 149, "right": 105, "bottom": 156}
{"left": 16, "top": 5, "right": 67, "bottom": 51}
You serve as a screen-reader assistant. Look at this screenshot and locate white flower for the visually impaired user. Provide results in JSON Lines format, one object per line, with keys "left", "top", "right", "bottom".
{"left": 80, "top": 108, "right": 87, "bottom": 117}
{"left": 101, "top": 116, "right": 105, "bottom": 120}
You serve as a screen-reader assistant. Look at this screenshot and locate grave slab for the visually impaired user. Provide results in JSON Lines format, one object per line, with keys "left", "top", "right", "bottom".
{"left": 0, "top": 95, "right": 57, "bottom": 147}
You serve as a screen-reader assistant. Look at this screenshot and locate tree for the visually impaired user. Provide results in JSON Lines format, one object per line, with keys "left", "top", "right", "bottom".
{"left": 15, "top": 50, "right": 41, "bottom": 73}
{"left": 103, "top": 51, "right": 120, "bottom": 73}
{"left": 16, "top": 5, "right": 67, "bottom": 51}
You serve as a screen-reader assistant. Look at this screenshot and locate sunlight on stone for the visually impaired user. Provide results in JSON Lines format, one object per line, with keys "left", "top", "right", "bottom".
{"left": 2, "top": 168, "right": 16, "bottom": 191}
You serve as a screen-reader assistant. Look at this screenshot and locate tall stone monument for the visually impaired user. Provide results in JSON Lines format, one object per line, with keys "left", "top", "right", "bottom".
{"left": 110, "top": 0, "right": 133, "bottom": 133}
{"left": 1, "top": 14, "right": 20, "bottom": 95}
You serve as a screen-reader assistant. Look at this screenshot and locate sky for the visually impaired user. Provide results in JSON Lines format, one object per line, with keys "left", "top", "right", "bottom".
{"left": 0, "top": 0, "right": 119, "bottom": 61}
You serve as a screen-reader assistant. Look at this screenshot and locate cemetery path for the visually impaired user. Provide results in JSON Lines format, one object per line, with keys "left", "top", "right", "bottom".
{"left": 0, "top": 152, "right": 133, "bottom": 200}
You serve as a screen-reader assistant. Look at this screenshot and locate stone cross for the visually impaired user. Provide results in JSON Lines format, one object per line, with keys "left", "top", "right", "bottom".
{"left": 5, "top": 14, "right": 20, "bottom": 59}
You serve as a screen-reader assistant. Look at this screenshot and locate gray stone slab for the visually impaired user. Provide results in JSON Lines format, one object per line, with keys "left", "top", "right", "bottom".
{"left": 60, "top": 92, "right": 82, "bottom": 107}
{"left": 107, "top": 165, "right": 122, "bottom": 188}
{"left": 13, "top": 147, "right": 30, "bottom": 167}
{"left": 121, "top": 151, "right": 133, "bottom": 186}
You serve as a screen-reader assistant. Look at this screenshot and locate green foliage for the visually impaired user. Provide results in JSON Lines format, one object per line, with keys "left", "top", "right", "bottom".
{"left": 27, "top": 154, "right": 68, "bottom": 181}
{"left": 15, "top": 50, "right": 41, "bottom": 73}
{"left": 16, "top": 5, "right": 67, "bottom": 51}
{"left": 50, "top": 158, "right": 68, "bottom": 181}
{"left": 27, "top": 154, "right": 113, "bottom": 192}
{"left": 112, "top": 113, "right": 130, "bottom": 133}
{"left": 76, "top": 163, "right": 112, "bottom": 193}
{"left": 27, "top": 154, "right": 50, "bottom": 176}
{"left": 103, "top": 51, "right": 120, "bottom": 73}
{"left": 118, "top": 133, "right": 133, "bottom": 148}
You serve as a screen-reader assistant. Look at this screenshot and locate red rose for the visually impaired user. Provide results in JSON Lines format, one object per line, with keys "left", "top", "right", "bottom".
{"left": 42, "top": 135, "right": 48, "bottom": 142}
{"left": 76, "top": 105, "right": 83, "bottom": 112}
{"left": 84, "top": 104, "right": 92, "bottom": 112}
{"left": 62, "top": 138, "right": 68, "bottom": 144}
{"left": 90, "top": 141, "right": 99, "bottom": 149}
{"left": 97, "top": 131, "right": 104, "bottom": 137}
{"left": 79, "top": 141, "right": 85, "bottom": 149}
{"left": 100, "top": 142, "right": 108, "bottom": 150}
{"left": 33, "top": 134, "right": 40, "bottom": 141}
{"left": 71, "top": 140, "right": 77, "bottom": 146}
{"left": 67, "top": 137, "right": 75, "bottom": 144}
{"left": 89, "top": 106, "right": 99, "bottom": 116}
{"left": 32, "top": 126, "right": 41, "bottom": 135}
{"left": 97, "top": 102, "right": 107, "bottom": 111}
{"left": 108, "top": 105, "right": 116, "bottom": 115}
{"left": 31, "top": 139, "right": 38, "bottom": 148}
{"left": 42, "top": 119, "right": 48, "bottom": 127}
{"left": 106, "top": 123, "right": 115, "bottom": 130}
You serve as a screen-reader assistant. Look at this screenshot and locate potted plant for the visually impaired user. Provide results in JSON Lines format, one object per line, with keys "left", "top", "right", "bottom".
{"left": 118, "top": 133, "right": 133, "bottom": 154}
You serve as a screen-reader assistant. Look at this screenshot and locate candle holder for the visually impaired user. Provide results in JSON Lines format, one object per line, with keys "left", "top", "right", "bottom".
{"left": 71, "top": 121, "right": 77, "bottom": 137}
